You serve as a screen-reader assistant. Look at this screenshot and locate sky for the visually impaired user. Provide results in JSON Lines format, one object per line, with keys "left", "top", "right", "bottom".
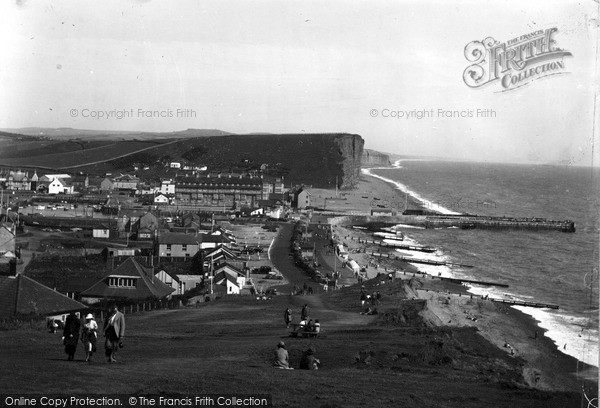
{"left": 0, "top": 0, "right": 598, "bottom": 166}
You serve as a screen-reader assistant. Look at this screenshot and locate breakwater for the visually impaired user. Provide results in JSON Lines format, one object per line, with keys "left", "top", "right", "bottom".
{"left": 328, "top": 214, "right": 575, "bottom": 233}
{"left": 424, "top": 214, "right": 575, "bottom": 233}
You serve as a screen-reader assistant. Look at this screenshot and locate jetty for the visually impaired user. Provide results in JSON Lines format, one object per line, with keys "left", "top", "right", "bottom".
{"left": 424, "top": 214, "right": 575, "bottom": 233}
{"left": 329, "top": 214, "right": 576, "bottom": 232}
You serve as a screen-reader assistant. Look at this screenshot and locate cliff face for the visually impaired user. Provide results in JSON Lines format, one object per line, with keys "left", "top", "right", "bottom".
{"left": 334, "top": 134, "right": 364, "bottom": 189}
{"left": 146, "top": 132, "right": 365, "bottom": 189}
{"left": 362, "top": 149, "right": 391, "bottom": 166}
{"left": 52, "top": 131, "right": 366, "bottom": 189}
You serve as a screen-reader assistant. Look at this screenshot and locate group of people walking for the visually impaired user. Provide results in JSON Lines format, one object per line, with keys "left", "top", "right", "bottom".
{"left": 60, "top": 304, "right": 125, "bottom": 363}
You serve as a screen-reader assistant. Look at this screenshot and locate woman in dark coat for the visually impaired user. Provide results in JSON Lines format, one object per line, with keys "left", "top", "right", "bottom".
{"left": 63, "top": 312, "right": 81, "bottom": 361}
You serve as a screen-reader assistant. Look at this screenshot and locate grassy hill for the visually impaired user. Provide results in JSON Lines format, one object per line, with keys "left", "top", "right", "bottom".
{"left": 0, "top": 279, "right": 588, "bottom": 408}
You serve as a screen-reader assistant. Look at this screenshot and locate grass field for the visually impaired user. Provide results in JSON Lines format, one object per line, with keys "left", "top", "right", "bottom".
{"left": 0, "top": 140, "right": 169, "bottom": 169}
{"left": 0, "top": 279, "right": 587, "bottom": 408}
{"left": 0, "top": 140, "right": 115, "bottom": 159}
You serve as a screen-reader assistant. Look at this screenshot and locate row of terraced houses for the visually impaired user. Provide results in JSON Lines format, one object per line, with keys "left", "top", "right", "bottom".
{"left": 0, "top": 170, "right": 312, "bottom": 210}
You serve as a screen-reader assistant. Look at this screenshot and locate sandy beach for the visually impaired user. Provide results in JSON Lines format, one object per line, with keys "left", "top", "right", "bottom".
{"left": 314, "top": 172, "right": 598, "bottom": 393}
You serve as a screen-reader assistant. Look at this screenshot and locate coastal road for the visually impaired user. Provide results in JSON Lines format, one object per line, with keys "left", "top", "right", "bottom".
{"left": 269, "top": 223, "right": 324, "bottom": 295}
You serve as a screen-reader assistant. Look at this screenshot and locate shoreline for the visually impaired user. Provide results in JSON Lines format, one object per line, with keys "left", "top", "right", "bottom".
{"left": 356, "top": 162, "right": 599, "bottom": 369}
{"left": 319, "top": 165, "right": 598, "bottom": 391}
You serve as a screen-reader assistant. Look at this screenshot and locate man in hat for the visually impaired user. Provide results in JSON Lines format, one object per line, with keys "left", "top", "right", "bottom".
{"left": 273, "top": 341, "right": 293, "bottom": 369}
{"left": 103, "top": 304, "right": 125, "bottom": 363}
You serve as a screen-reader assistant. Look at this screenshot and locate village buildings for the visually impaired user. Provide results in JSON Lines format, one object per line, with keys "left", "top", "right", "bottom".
{"left": 158, "top": 232, "right": 200, "bottom": 261}
{"left": 173, "top": 174, "right": 265, "bottom": 207}
{"left": 292, "top": 186, "right": 311, "bottom": 209}
{"left": 0, "top": 161, "right": 320, "bottom": 310}
{"left": 48, "top": 177, "right": 74, "bottom": 194}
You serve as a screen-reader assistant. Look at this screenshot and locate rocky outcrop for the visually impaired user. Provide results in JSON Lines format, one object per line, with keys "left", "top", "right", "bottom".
{"left": 362, "top": 149, "right": 391, "bottom": 166}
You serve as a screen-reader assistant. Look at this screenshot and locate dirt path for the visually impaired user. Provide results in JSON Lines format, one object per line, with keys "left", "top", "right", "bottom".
{"left": 60, "top": 139, "right": 182, "bottom": 169}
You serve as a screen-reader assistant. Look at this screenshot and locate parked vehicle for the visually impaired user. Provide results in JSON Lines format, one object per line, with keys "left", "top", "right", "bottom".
{"left": 265, "top": 271, "right": 283, "bottom": 280}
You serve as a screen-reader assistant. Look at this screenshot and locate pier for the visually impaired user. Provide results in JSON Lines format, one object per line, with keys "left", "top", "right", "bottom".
{"left": 329, "top": 214, "right": 576, "bottom": 232}
{"left": 424, "top": 214, "right": 576, "bottom": 233}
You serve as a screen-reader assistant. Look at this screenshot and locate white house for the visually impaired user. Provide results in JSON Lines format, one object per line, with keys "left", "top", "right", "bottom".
{"left": 198, "top": 233, "right": 233, "bottom": 250}
{"left": 266, "top": 206, "right": 284, "bottom": 219}
{"left": 48, "top": 177, "right": 74, "bottom": 194}
{"left": 216, "top": 273, "right": 242, "bottom": 294}
{"left": 92, "top": 224, "right": 110, "bottom": 239}
{"left": 161, "top": 180, "right": 175, "bottom": 195}
{"left": 250, "top": 208, "right": 264, "bottom": 216}
{"left": 154, "top": 194, "right": 170, "bottom": 204}
{"left": 213, "top": 264, "right": 250, "bottom": 295}
{"left": 170, "top": 162, "right": 181, "bottom": 169}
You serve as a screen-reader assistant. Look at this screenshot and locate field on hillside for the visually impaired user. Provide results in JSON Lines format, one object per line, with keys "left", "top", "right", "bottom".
{"left": 0, "top": 140, "right": 169, "bottom": 168}
{"left": 0, "top": 280, "right": 588, "bottom": 408}
{"left": 0, "top": 139, "right": 116, "bottom": 159}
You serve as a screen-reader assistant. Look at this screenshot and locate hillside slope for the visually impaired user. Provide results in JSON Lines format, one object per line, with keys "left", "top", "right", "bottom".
{"left": 1, "top": 131, "right": 365, "bottom": 189}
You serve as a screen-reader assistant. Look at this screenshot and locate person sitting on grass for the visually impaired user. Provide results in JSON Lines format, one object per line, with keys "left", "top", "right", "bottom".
{"left": 360, "top": 307, "right": 378, "bottom": 315}
{"left": 273, "top": 341, "right": 293, "bottom": 369}
{"left": 299, "top": 347, "right": 320, "bottom": 370}
{"left": 305, "top": 319, "right": 315, "bottom": 332}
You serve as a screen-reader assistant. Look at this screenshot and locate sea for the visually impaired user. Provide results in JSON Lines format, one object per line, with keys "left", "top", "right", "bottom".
{"left": 363, "top": 159, "right": 599, "bottom": 368}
